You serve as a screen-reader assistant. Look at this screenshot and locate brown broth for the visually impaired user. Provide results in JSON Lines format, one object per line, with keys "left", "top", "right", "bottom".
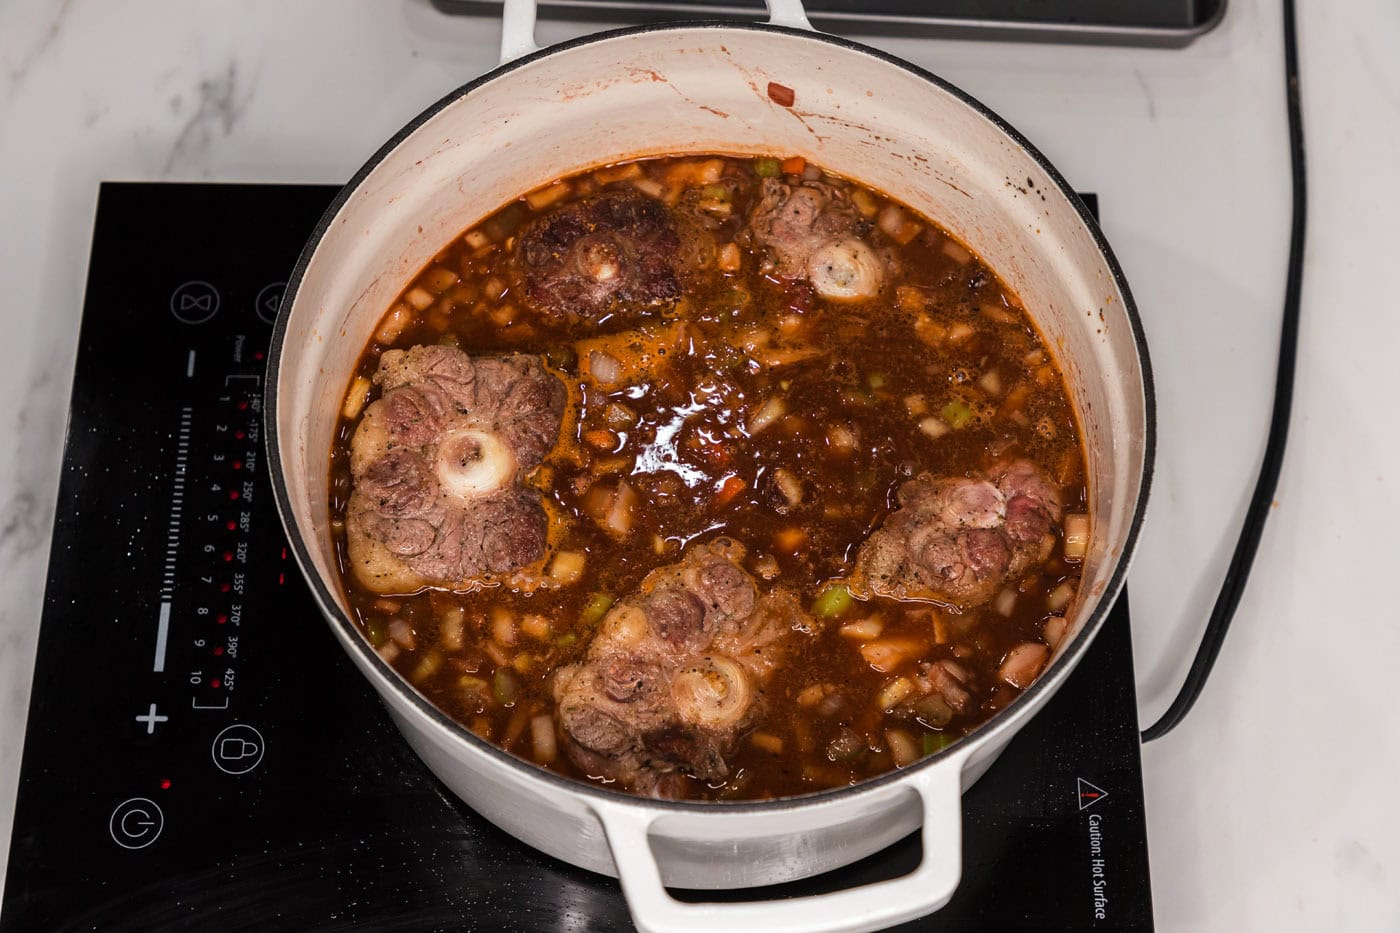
{"left": 328, "top": 154, "right": 1088, "bottom": 800}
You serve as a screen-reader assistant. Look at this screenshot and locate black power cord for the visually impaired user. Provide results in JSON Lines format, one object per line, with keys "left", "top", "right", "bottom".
{"left": 1141, "top": 0, "right": 1307, "bottom": 742}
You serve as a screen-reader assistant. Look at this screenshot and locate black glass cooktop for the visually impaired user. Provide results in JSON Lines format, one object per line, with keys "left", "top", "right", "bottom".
{"left": 1, "top": 183, "right": 1152, "bottom": 931}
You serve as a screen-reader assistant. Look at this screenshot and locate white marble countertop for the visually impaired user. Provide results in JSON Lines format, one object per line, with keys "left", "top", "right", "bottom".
{"left": 2, "top": 0, "right": 1397, "bottom": 928}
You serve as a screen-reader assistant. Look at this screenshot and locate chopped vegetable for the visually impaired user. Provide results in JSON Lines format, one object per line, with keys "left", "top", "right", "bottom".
{"left": 579, "top": 592, "right": 614, "bottom": 627}
{"left": 717, "top": 242, "right": 742, "bottom": 272}
{"left": 919, "top": 416, "right": 950, "bottom": 440}
{"left": 978, "top": 369, "right": 1003, "bottom": 397}
{"left": 753, "top": 156, "right": 781, "bottom": 177}
{"left": 748, "top": 396, "right": 788, "bottom": 435}
{"left": 583, "top": 428, "right": 618, "bottom": 451}
{"left": 774, "top": 526, "right": 809, "bottom": 554}
{"left": 781, "top": 156, "right": 806, "bottom": 175}
{"left": 860, "top": 637, "right": 923, "bottom": 672}
{"left": 913, "top": 694, "right": 955, "bottom": 729}
{"left": 903, "top": 394, "right": 928, "bottom": 417}
{"left": 941, "top": 400, "right": 974, "bottom": 429}
{"left": 491, "top": 607, "right": 517, "bottom": 647}
{"left": 877, "top": 677, "right": 915, "bottom": 710}
{"left": 772, "top": 468, "right": 803, "bottom": 509}
{"left": 999, "top": 643, "right": 1049, "bottom": 689}
{"left": 750, "top": 732, "right": 784, "bottom": 754}
{"left": 827, "top": 424, "right": 858, "bottom": 453}
{"left": 492, "top": 667, "right": 522, "bottom": 706}
{"left": 422, "top": 265, "right": 459, "bottom": 294}
{"left": 867, "top": 372, "right": 887, "bottom": 390}
{"left": 838, "top": 616, "right": 884, "bottom": 641}
{"left": 531, "top": 714, "right": 558, "bottom": 763}
{"left": 1043, "top": 615, "right": 1069, "bottom": 649}
{"left": 404, "top": 286, "right": 435, "bottom": 311}
{"left": 388, "top": 618, "right": 416, "bottom": 650}
{"left": 410, "top": 650, "right": 443, "bottom": 684}
{"left": 526, "top": 181, "right": 571, "bottom": 210}
{"left": 797, "top": 683, "right": 832, "bottom": 708}
{"left": 921, "top": 732, "right": 953, "bottom": 756}
{"left": 886, "top": 729, "right": 919, "bottom": 767}
{"left": 555, "top": 633, "right": 579, "bottom": 648}
{"left": 374, "top": 303, "right": 413, "bottom": 345}
{"left": 850, "top": 187, "right": 880, "bottom": 219}
{"left": 993, "top": 588, "right": 1017, "bottom": 617}
{"left": 1063, "top": 513, "right": 1090, "bottom": 560}
{"left": 365, "top": 619, "right": 388, "bottom": 647}
{"left": 438, "top": 607, "right": 466, "bottom": 650}
{"left": 341, "top": 376, "right": 372, "bottom": 420}
{"left": 700, "top": 183, "right": 731, "bottom": 201}
{"left": 1048, "top": 581, "right": 1075, "bottom": 612}
{"left": 520, "top": 614, "right": 552, "bottom": 641}
{"left": 714, "top": 475, "right": 747, "bottom": 507}
{"left": 941, "top": 239, "right": 973, "bottom": 264}
{"left": 812, "top": 582, "right": 854, "bottom": 618}
{"left": 877, "top": 204, "right": 922, "bottom": 245}
{"left": 547, "top": 550, "right": 586, "bottom": 585}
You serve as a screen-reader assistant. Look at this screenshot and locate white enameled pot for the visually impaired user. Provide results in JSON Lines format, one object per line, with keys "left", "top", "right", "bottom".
{"left": 267, "top": 3, "right": 1154, "bottom": 930}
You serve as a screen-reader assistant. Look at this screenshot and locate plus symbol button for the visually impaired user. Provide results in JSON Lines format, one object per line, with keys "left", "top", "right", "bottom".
{"left": 135, "top": 703, "right": 169, "bottom": 735}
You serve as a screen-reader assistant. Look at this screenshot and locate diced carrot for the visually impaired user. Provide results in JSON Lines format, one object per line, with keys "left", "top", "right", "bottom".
{"left": 774, "top": 526, "right": 809, "bottom": 554}
{"left": 583, "top": 428, "right": 617, "bottom": 450}
{"left": 782, "top": 156, "right": 806, "bottom": 175}
{"left": 713, "top": 475, "right": 747, "bottom": 507}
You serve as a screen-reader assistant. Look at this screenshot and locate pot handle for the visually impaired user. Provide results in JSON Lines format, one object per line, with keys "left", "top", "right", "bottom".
{"left": 500, "top": 0, "right": 814, "bottom": 64}
{"left": 591, "top": 760, "right": 965, "bottom": 933}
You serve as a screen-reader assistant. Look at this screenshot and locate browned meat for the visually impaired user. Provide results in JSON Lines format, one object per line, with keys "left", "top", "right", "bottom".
{"left": 850, "top": 460, "right": 1063, "bottom": 609}
{"left": 515, "top": 193, "right": 684, "bottom": 321}
{"left": 552, "top": 539, "right": 812, "bottom": 795}
{"left": 346, "top": 345, "right": 566, "bottom": 592}
{"left": 746, "top": 177, "right": 890, "bottom": 301}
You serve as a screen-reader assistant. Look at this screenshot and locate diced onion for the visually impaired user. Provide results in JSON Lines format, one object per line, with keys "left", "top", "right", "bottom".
{"left": 877, "top": 204, "right": 922, "bottom": 245}
{"left": 886, "top": 729, "right": 920, "bottom": 767}
{"left": 587, "top": 350, "right": 623, "bottom": 386}
{"left": 860, "top": 637, "right": 922, "bottom": 672}
{"left": 941, "top": 239, "right": 973, "bottom": 265}
{"left": 491, "top": 607, "right": 517, "bottom": 647}
{"left": 422, "top": 265, "right": 459, "bottom": 294}
{"left": 748, "top": 397, "right": 787, "bottom": 435}
{"left": 526, "top": 182, "right": 571, "bottom": 210}
{"left": 341, "top": 376, "right": 372, "bottom": 420}
{"left": 877, "top": 677, "right": 915, "bottom": 710}
{"left": 828, "top": 424, "right": 857, "bottom": 453}
{"left": 999, "top": 643, "right": 1050, "bottom": 689}
{"left": 374, "top": 304, "right": 413, "bottom": 345}
{"left": 547, "top": 551, "right": 586, "bottom": 585}
{"left": 978, "top": 369, "right": 1003, "bottom": 397}
{"left": 388, "top": 618, "right": 416, "bottom": 650}
{"left": 1044, "top": 615, "right": 1070, "bottom": 649}
{"left": 520, "top": 614, "right": 552, "bottom": 641}
{"left": 919, "top": 416, "right": 950, "bottom": 440}
{"left": 1048, "top": 581, "right": 1075, "bottom": 613}
{"left": 531, "top": 714, "right": 557, "bottom": 764}
{"left": 410, "top": 650, "right": 443, "bottom": 684}
{"left": 838, "top": 617, "right": 885, "bottom": 641}
{"left": 1063, "top": 513, "right": 1090, "bottom": 560}
{"left": 750, "top": 732, "right": 784, "bottom": 754}
{"left": 404, "top": 286, "right": 435, "bottom": 311}
{"left": 438, "top": 608, "right": 465, "bottom": 650}
{"left": 993, "top": 588, "right": 1017, "bottom": 617}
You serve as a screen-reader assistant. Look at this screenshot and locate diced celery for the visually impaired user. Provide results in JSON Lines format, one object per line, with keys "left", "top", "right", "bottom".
{"left": 579, "top": 592, "right": 614, "bottom": 627}
{"left": 700, "top": 183, "right": 731, "bottom": 201}
{"left": 365, "top": 619, "right": 388, "bottom": 647}
{"left": 922, "top": 732, "right": 954, "bottom": 756}
{"left": 941, "top": 399, "right": 974, "bottom": 429}
{"left": 754, "top": 157, "right": 781, "bottom": 178}
{"left": 811, "top": 582, "right": 854, "bottom": 619}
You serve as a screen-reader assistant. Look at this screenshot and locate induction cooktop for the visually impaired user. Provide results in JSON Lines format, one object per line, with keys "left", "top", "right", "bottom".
{"left": 1, "top": 183, "right": 1152, "bottom": 931}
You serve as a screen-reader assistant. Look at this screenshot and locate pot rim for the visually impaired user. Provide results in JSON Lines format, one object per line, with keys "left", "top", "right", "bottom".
{"left": 266, "top": 18, "right": 1156, "bottom": 814}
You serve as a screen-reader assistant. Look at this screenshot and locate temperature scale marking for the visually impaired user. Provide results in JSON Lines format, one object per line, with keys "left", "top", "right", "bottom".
{"left": 153, "top": 405, "right": 193, "bottom": 673}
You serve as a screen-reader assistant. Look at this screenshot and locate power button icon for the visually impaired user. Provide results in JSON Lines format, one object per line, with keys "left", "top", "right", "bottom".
{"left": 212, "top": 723, "right": 265, "bottom": 775}
{"left": 110, "top": 798, "right": 164, "bottom": 849}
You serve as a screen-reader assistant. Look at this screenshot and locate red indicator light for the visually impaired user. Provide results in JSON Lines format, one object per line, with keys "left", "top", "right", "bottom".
{"left": 229, "top": 490, "right": 240, "bottom": 501}
{"left": 280, "top": 548, "right": 287, "bottom": 560}
{"left": 234, "top": 430, "right": 245, "bottom": 440}
{"left": 278, "top": 572, "right": 286, "bottom": 585}
{"left": 217, "top": 614, "right": 228, "bottom": 625}
{"left": 254, "top": 351, "right": 265, "bottom": 361}
{"left": 232, "top": 461, "right": 243, "bottom": 471}
{"left": 210, "top": 678, "right": 222, "bottom": 689}
{"left": 223, "top": 551, "right": 233, "bottom": 562}
{"left": 237, "top": 401, "right": 248, "bottom": 411}
{"left": 160, "top": 779, "right": 172, "bottom": 790}
{"left": 226, "top": 520, "right": 237, "bottom": 531}
{"left": 219, "top": 583, "right": 231, "bottom": 593}
{"left": 214, "top": 645, "right": 225, "bottom": 656}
